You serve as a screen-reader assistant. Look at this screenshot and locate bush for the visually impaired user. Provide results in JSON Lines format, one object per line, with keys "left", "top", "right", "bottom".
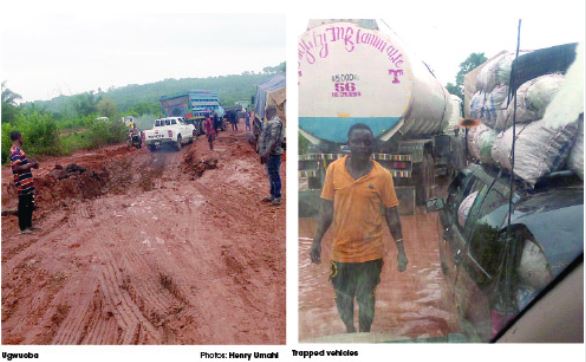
{"left": 86, "top": 118, "right": 128, "bottom": 149}
{"left": 1, "top": 122, "right": 15, "bottom": 163}
{"left": 59, "top": 132, "right": 93, "bottom": 155}
{"left": 1, "top": 109, "right": 61, "bottom": 163}
{"left": 56, "top": 114, "right": 94, "bottom": 130}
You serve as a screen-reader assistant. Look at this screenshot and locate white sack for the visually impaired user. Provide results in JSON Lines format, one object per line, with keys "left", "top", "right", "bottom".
{"left": 491, "top": 118, "right": 579, "bottom": 185}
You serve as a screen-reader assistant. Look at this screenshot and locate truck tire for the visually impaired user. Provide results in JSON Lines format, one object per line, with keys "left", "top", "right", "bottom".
{"left": 415, "top": 152, "right": 435, "bottom": 205}
{"left": 175, "top": 135, "right": 182, "bottom": 151}
{"left": 148, "top": 144, "right": 157, "bottom": 152}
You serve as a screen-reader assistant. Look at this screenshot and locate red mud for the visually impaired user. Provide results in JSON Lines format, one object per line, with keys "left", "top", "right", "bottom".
{"left": 298, "top": 207, "right": 459, "bottom": 342}
{"left": 1, "top": 132, "right": 285, "bottom": 344}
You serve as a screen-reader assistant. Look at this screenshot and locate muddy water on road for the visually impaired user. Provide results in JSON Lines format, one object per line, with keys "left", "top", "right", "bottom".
{"left": 299, "top": 210, "right": 459, "bottom": 342}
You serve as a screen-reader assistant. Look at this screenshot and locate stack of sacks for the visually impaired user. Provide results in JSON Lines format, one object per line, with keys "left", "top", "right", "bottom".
{"left": 476, "top": 53, "right": 516, "bottom": 92}
{"left": 541, "top": 42, "right": 584, "bottom": 180}
{"left": 495, "top": 74, "right": 565, "bottom": 130}
{"left": 467, "top": 53, "right": 515, "bottom": 163}
{"left": 463, "top": 48, "right": 580, "bottom": 186}
{"left": 468, "top": 123, "right": 497, "bottom": 165}
{"left": 470, "top": 53, "right": 515, "bottom": 130}
{"left": 491, "top": 118, "right": 579, "bottom": 185}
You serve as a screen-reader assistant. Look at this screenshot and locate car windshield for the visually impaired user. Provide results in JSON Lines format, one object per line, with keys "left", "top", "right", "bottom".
{"left": 297, "top": 21, "right": 583, "bottom": 344}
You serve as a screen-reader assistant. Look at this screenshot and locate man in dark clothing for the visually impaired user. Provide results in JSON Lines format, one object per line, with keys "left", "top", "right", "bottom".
{"left": 213, "top": 112, "right": 221, "bottom": 132}
{"left": 9, "top": 131, "right": 40, "bottom": 235}
{"left": 230, "top": 112, "right": 239, "bottom": 132}
{"left": 258, "top": 105, "right": 284, "bottom": 206}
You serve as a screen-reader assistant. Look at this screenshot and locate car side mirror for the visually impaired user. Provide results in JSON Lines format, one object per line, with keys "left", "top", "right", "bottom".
{"left": 426, "top": 197, "right": 445, "bottom": 212}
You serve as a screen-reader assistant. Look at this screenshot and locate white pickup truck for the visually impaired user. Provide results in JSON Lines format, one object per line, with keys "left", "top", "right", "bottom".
{"left": 143, "top": 117, "right": 197, "bottom": 152}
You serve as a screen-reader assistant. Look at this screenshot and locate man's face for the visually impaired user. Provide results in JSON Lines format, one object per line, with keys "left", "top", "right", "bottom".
{"left": 348, "top": 128, "right": 374, "bottom": 159}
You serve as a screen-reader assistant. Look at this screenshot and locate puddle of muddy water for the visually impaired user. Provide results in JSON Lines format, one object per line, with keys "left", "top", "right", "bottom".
{"left": 298, "top": 212, "right": 459, "bottom": 343}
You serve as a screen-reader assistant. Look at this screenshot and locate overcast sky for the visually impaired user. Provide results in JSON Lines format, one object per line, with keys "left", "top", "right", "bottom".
{"left": 1, "top": 14, "right": 286, "bottom": 102}
{"left": 2, "top": 0, "right": 584, "bottom": 102}
{"left": 294, "top": 0, "right": 585, "bottom": 87}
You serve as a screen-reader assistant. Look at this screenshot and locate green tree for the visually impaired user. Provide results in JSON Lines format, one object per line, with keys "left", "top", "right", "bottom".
{"left": 2, "top": 108, "right": 61, "bottom": 162}
{"left": 97, "top": 97, "right": 118, "bottom": 119}
{"left": 1, "top": 82, "right": 22, "bottom": 123}
{"left": 128, "top": 102, "right": 161, "bottom": 116}
{"left": 262, "top": 62, "right": 286, "bottom": 74}
{"left": 446, "top": 53, "right": 487, "bottom": 100}
{"left": 71, "top": 91, "right": 101, "bottom": 117}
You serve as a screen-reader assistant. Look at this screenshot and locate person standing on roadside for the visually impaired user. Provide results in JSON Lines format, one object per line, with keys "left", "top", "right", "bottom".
{"left": 258, "top": 105, "right": 284, "bottom": 206}
{"left": 9, "top": 131, "right": 40, "bottom": 235}
{"left": 213, "top": 111, "right": 221, "bottom": 133}
{"left": 245, "top": 109, "right": 251, "bottom": 132}
{"left": 238, "top": 109, "right": 246, "bottom": 132}
{"left": 203, "top": 114, "right": 216, "bottom": 150}
{"left": 310, "top": 123, "right": 408, "bottom": 333}
{"left": 230, "top": 111, "right": 239, "bottom": 132}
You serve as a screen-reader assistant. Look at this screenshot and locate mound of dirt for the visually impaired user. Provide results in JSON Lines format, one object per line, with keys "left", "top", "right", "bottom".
{"left": 36, "top": 166, "right": 110, "bottom": 210}
{"left": 183, "top": 149, "right": 218, "bottom": 178}
{"left": 48, "top": 163, "right": 87, "bottom": 180}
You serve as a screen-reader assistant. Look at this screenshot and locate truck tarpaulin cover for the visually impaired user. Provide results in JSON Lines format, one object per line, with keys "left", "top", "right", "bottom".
{"left": 254, "top": 73, "right": 286, "bottom": 120}
{"left": 510, "top": 43, "right": 577, "bottom": 95}
{"left": 160, "top": 95, "right": 190, "bottom": 117}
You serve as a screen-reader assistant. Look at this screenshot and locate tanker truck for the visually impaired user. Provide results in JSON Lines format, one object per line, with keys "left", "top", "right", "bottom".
{"left": 298, "top": 19, "right": 463, "bottom": 215}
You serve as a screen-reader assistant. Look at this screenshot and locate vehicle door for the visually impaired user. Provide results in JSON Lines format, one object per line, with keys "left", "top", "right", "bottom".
{"left": 441, "top": 169, "right": 485, "bottom": 285}
{"left": 180, "top": 118, "right": 193, "bottom": 140}
{"left": 177, "top": 117, "right": 187, "bottom": 139}
{"left": 454, "top": 172, "right": 510, "bottom": 341}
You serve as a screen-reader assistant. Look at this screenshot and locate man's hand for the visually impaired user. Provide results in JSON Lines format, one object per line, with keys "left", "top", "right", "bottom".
{"left": 397, "top": 251, "right": 408, "bottom": 272}
{"left": 310, "top": 240, "right": 321, "bottom": 264}
{"left": 31, "top": 160, "right": 39, "bottom": 169}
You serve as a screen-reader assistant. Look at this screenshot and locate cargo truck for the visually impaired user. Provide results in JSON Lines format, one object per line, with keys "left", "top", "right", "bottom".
{"left": 160, "top": 90, "right": 225, "bottom": 135}
{"left": 298, "top": 19, "right": 463, "bottom": 215}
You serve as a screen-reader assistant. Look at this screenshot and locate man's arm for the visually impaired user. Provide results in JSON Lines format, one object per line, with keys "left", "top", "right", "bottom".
{"left": 11, "top": 154, "right": 38, "bottom": 172}
{"left": 257, "top": 121, "right": 268, "bottom": 156}
{"left": 260, "top": 121, "right": 280, "bottom": 160}
{"left": 385, "top": 206, "right": 408, "bottom": 272}
{"left": 310, "top": 199, "right": 333, "bottom": 264}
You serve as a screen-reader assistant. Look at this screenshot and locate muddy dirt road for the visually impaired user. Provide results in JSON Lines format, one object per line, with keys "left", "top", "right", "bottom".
{"left": 1, "top": 132, "right": 285, "bottom": 344}
{"left": 299, "top": 209, "right": 459, "bottom": 342}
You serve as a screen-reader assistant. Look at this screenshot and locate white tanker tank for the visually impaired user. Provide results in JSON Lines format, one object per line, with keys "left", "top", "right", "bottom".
{"left": 298, "top": 19, "right": 462, "bottom": 213}
{"left": 299, "top": 19, "right": 452, "bottom": 146}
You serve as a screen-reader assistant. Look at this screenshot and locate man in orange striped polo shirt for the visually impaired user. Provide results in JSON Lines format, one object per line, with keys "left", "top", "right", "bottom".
{"left": 10, "top": 131, "right": 39, "bottom": 235}
{"left": 310, "top": 123, "right": 408, "bottom": 333}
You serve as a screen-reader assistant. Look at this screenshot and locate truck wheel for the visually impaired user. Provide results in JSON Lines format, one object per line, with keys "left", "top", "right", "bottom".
{"left": 415, "top": 152, "right": 435, "bottom": 205}
{"left": 175, "top": 135, "right": 182, "bottom": 151}
{"left": 148, "top": 144, "right": 157, "bottom": 152}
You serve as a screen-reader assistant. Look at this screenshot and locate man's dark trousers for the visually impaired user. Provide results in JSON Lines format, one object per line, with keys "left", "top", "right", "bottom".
{"left": 267, "top": 154, "right": 281, "bottom": 200}
{"left": 18, "top": 194, "right": 34, "bottom": 231}
{"left": 330, "top": 259, "right": 383, "bottom": 332}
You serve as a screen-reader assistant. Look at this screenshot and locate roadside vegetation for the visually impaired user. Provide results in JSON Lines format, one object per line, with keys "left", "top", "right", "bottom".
{"left": 1, "top": 62, "right": 284, "bottom": 163}
{"left": 2, "top": 82, "right": 131, "bottom": 163}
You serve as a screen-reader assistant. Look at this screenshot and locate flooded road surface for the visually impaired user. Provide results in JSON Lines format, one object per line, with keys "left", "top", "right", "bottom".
{"left": 299, "top": 209, "right": 459, "bottom": 342}
{"left": 2, "top": 132, "right": 285, "bottom": 344}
